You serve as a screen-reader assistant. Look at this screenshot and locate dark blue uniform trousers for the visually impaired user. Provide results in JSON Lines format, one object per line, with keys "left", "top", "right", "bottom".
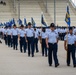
{"left": 67, "top": 44, "right": 76, "bottom": 65}
{"left": 34, "top": 38, "right": 39, "bottom": 52}
{"left": 13, "top": 35, "right": 18, "bottom": 50}
{"left": 4, "top": 35, "right": 8, "bottom": 45}
{"left": 27, "top": 37, "right": 34, "bottom": 56}
{"left": 42, "top": 39, "right": 47, "bottom": 56}
{"left": 48, "top": 43, "right": 59, "bottom": 65}
{"left": 20, "top": 37, "right": 26, "bottom": 53}
{"left": 7, "top": 35, "right": 12, "bottom": 47}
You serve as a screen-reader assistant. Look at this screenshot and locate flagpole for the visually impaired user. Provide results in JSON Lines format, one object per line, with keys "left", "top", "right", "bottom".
{"left": 18, "top": 0, "right": 20, "bottom": 20}
{"left": 13, "top": 0, "right": 16, "bottom": 12}
{"left": 65, "top": 3, "right": 70, "bottom": 60}
{"left": 54, "top": 0, "right": 56, "bottom": 25}
{"left": 46, "top": 0, "right": 47, "bottom": 13}
{"left": 40, "top": 12, "right": 43, "bottom": 53}
{"left": 66, "top": 24, "right": 69, "bottom": 62}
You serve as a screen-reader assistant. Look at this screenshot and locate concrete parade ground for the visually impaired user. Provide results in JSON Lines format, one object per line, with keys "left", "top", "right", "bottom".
{"left": 0, "top": 40, "right": 76, "bottom": 75}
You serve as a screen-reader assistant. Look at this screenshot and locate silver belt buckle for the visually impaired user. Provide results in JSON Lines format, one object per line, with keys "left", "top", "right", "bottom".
{"left": 70, "top": 44, "right": 73, "bottom": 45}
{"left": 52, "top": 43, "right": 55, "bottom": 44}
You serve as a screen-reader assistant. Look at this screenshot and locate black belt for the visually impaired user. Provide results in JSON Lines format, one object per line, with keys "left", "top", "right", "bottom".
{"left": 27, "top": 37, "right": 33, "bottom": 38}
{"left": 34, "top": 38, "right": 38, "bottom": 39}
{"left": 49, "top": 43, "right": 57, "bottom": 45}
{"left": 20, "top": 37, "right": 25, "bottom": 38}
{"left": 68, "top": 44, "right": 74, "bottom": 46}
{"left": 42, "top": 38, "right": 46, "bottom": 40}
{"left": 13, "top": 35, "right": 17, "bottom": 36}
{"left": 8, "top": 35, "right": 11, "bottom": 36}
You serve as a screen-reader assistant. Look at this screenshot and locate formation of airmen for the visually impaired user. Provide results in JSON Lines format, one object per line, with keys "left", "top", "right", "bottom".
{"left": 0, "top": 22, "right": 76, "bottom": 68}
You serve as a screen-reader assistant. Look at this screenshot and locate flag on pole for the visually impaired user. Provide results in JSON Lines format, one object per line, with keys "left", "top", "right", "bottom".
{"left": 41, "top": 14, "right": 47, "bottom": 27}
{"left": 17, "top": 18, "right": 22, "bottom": 25}
{"left": 12, "top": 18, "right": 15, "bottom": 25}
{"left": 9, "top": 18, "right": 15, "bottom": 26}
{"left": 24, "top": 18, "right": 27, "bottom": 26}
{"left": 65, "top": 5, "right": 71, "bottom": 27}
{"left": 31, "top": 17, "right": 36, "bottom": 27}
{"left": 9, "top": 20, "right": 13, "bottom": 26}
{"left": 6, "top": 22, "right": 11, "bottom": 27}
{"left": 0, "top": 23, "right": 3, "bottom": 26}
{"left": 3, "top": 23, "right": 6, "bottom": 26}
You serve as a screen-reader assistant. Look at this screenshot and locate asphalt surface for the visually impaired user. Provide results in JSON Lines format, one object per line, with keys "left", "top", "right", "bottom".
{"left": 0, "top": 40, "right": 76, "bottom": 75}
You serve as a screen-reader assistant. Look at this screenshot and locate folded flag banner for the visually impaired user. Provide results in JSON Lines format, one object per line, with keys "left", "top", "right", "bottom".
{"left": 0, "top": 23, "right": 3, "bottom": 26}
{"left": 0, "top": 18, "right": 16, "bottom": 27}
{"left": 65, "top": 5, "right": 71, "bottom": 27}
{"left": 3, "top": 23, "right": 6, "bottom": 26}
{"left": 17, "top": 18, "right": 22, "bottom": 25}
{"left": 24, "top": 18, "right": 27, "bottom": 26}
{"left": 31, "top": 17, "right": 36, "bottom": 27}
{"left": 6, "top": 22, "right": 11, "bottom": 27}
{"left": 41, "top": 14, "right": 47, "bottom": 27}
{"left": 12, "top": 18, "right": 15, "bottom": 25}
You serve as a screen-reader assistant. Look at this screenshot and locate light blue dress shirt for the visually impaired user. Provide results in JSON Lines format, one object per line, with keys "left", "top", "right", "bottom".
{"left": 64, "top": 33, "right": 76, "bottom": 44}
{"left": 46, "top": 30, "right": 58, "bottom": 43}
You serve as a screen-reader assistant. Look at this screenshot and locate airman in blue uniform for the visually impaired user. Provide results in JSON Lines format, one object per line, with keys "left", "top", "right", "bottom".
{"left": 64, "top": 27, "right": 76, "bottom": 68}
{"left": 46, "top": 23, "right": 59, "bottom": 67}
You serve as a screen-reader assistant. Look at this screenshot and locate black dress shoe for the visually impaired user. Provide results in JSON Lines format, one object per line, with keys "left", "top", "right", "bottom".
{"left": 16, "top": 48, "right": 18, "bottom": 50}
{"left": 24, "top": 52, "right": 26, "bottom": 53}
{"left": 42, "top": 54, "right": 44, "bottom": 56}
{"left": 36, "top": 51, "right": 39, "bottom": 53}
{"left": 20, "top": 51, "right": 23, "bottom": 53}
{"left": 45, "top": 55, "right": 47, "bottom": 57}
{"left": 28, "top": 55, "right": 30, "bottom": 57}
{"left": 67, "top": 64, "right": 70, "bottom": 66}
{"left": 0, "top": 41, "right": 2, "bottom": 43}
{"left": 55, "top": 63, "right": 59, "bottom": 67}
{"left": 32, "top": 55, "right": 34, "bottom": 57}
{"left": 49, "top": 64, "right": 52, "bottom": 66}
{"left": 74, "top": 65, "right": 76, "bottom": 68}
{"left": 11, "top": 45, "right": 12, "bottom": 47}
